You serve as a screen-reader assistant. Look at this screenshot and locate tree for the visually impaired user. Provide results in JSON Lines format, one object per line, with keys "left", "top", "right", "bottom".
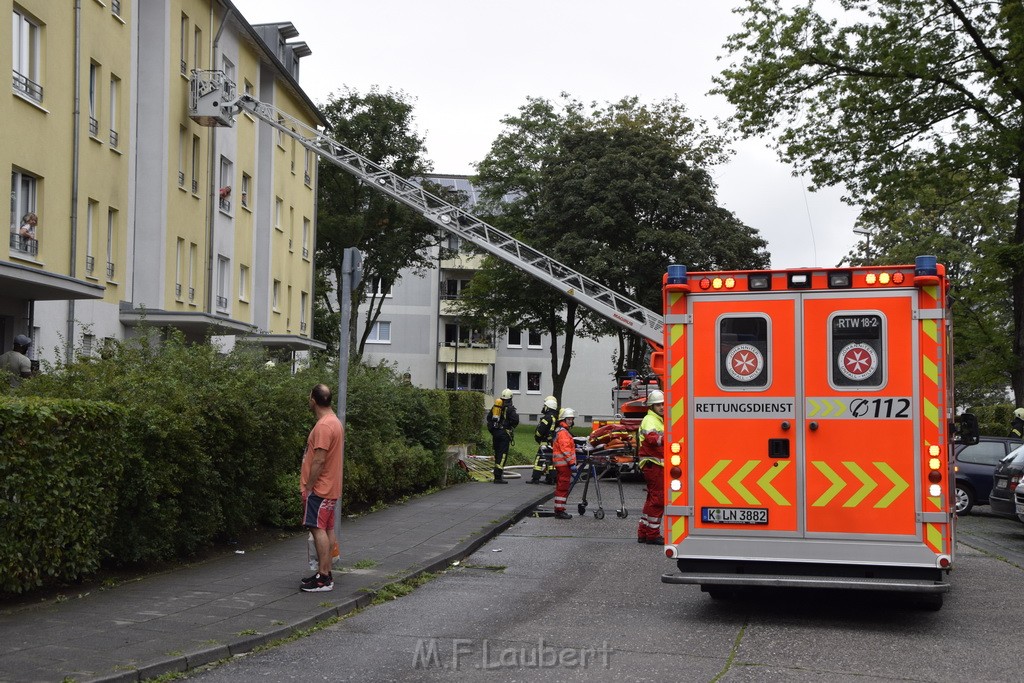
{"left": 314, "top": 87, "right": 437, "bottom": 358}
{"left": 713, "top": 0, "right": 1024, "bottom": 402}
{"left": 458, "top": 95, "right": 768, "bottom": 402}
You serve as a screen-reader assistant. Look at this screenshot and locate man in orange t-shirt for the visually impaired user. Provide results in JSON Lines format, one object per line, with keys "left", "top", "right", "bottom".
{"left": 300, "top": 383, "right": 344, "bottom": 592}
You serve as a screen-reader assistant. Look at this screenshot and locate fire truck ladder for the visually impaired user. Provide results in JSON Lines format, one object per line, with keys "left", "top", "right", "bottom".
{"left": 188, "top": 70, "right": 664, "bottom": 346}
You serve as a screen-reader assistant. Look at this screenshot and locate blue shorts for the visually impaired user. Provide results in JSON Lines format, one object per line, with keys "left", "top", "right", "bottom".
{"left": 303, "top": 493, "right": 337, "bottom": 530}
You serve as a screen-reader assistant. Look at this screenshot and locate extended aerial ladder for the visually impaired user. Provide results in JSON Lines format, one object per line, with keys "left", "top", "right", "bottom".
{"left": 188, "top": 70, "right": 664, "bottom": 350}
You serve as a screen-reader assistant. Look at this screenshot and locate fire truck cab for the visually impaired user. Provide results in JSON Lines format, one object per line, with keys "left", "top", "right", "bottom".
{"left": 658, "top": 257, "right": 976, "bottom": 609}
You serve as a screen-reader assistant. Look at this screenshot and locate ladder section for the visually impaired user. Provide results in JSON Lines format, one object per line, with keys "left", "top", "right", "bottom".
{"left": 188, "top": 70, "right": 664, "bottom": 345}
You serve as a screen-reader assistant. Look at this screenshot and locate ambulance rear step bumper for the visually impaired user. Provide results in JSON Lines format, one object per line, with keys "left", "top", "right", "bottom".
{"left": 661, "top": 571, "right": 948, "bottom": 593}
{"left": 662, "top": 559, "right": 949, "bottom": 594}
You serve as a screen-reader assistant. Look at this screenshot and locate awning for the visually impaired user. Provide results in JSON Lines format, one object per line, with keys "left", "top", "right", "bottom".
{"left": 0, "top": 261, "right": 105, "bottom": 301}
{"left": 445, "top": 362, "right": 489, "bottom": 375}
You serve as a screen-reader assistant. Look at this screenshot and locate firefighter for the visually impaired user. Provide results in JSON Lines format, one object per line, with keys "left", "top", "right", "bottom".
{"left": 551, "top": 407, "right": 577, "bottom": 519}
{"left": 636, "top": 389, "right": 665, "bottom": 544}
{"left": 487, "top": 389, "right": 519, "bottom": 484}
{"left": 527, "top": 396, "right": 558, "bottom": 484}
{"left": 1012, "top": 408, "right": 1024, "bottom": 438}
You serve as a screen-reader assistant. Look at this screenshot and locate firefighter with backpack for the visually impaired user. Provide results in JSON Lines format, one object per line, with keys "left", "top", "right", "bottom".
{"left": 487, "top": 389, "right": 519, "bottom": 484}
{"left": 527, "top": 396, "right": 558, "bottom": 484}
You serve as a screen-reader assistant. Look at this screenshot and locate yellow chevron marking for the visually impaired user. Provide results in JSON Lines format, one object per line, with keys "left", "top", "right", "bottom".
{"left": 668, "top": 292, "right": 684, "bottom": 308}
{"left": 807, "top": 399, "right": 821, "bottom": 417}
{"left": 757, "top": 461, "right": 790, "bottom": 506}
{"left": 923, "top": 398, "right": 939, "bottom": 427}
{"left": 670, "top": 324, "right": 685, "bottom": 345}
{"left": 729, "top": 460, "right": 760, "bottom": 505}
{"left": 700, "top": 460, "right": 731, "bottom": 504}
{"left": 671, "top": 358, "right": 685, "bottom": 385}
{"left": 922, "top": 355, "right": 938, "bottom": 385}
{"left": 671, "top": 400, "right": 685, "bottom": 426}
{"left": 811, "top": 462, "right": 846, "bottom": 507}
{"left": 926, "top": 523, "right": 944, "bottom": 553}
{"left": 922, "top": 318, "right": 937, "bottom": 343}
{"left": 831, "top": 399, "right": 847, "bottom": 417}
{"left": 842, "top": 462, "right": 877, "bottom": 508}
{"left": 671, "top": 515, "right": 686, "bottom": 543}
{"left": 927, "top": 495, "right": 942, "bottom": 512}
{"left": 924, "top": 285, "right": 939, "bottom": 302}
{"left": 874, "top": 462, "right": 909, "bottom": 508}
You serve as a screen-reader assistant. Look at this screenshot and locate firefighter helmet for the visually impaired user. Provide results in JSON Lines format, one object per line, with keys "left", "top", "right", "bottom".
{"left": 500, "top": 388, "right": 513, "bottom": 400}
{"left": 544, "top": 396, "right": 557, "bottom": 410}
{"left": 559, "top": 407, "right": 576, "bottom": 420}
{"left": 1015, "top": 407, "right": 1024, "bottom": 421}
{"left": 646, "top": 390, "right": 665, "bottom": 406}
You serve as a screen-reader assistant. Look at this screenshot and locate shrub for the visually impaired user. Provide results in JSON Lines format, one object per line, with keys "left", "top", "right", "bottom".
{"left": 970, "top": 403, "right": 1015, "bottom": 437}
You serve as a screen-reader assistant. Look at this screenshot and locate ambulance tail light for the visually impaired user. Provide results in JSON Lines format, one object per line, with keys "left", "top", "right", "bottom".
{"left": 938, "top": 555, "right": 951, "bottom": 569}
{"left": 927, "top": 446, "right": 943, "bottom": 488}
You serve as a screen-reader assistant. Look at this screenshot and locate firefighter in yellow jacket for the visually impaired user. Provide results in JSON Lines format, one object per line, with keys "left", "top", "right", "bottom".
{"left": 528, "top": 396, "right": 559, "bottom": 484}
{"left": 551, "top": 408, "right": 577, "bottom": 519}
{"left": 636, "top": 390, "right": 665, "bottom": 544}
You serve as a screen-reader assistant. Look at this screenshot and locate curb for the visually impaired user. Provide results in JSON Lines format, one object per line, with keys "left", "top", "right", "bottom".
{"left": 84, "top": 489, "right": 552, "bottom": 683}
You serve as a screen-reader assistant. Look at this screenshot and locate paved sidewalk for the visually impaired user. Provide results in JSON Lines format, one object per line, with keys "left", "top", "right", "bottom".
{"left": 0, "top": 480, "right": 551, "bottom": 683}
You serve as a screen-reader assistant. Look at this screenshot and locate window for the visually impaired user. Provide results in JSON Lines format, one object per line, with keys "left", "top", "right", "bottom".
{"left": 177, "top": 126, "right": 186, "bottom": 187}
{"left": 106, "top": 208, "right": 116, "bottom": 279}
{"left": 12, "top": 9, "right": 42, "bottom": 102}
{"left": 175, "top": 238, "right": 184, "bottom": 299}
{"left": 367, "top": 321, "right": 391, "bottom": 344}
{"left": 288, "top": 206, "right": 294, "bottom": 250}
{"left": 287, "top": 285, "right": 293, "bottom": 328}
{"left": 241, "top": 173, "right": 251, "bottom": 208}
{"left": 302, "top": 218, "right": 310, "bottom": 258}
{"left": 108, "top": 75, "right": 120, "bottom": 147}
{"left": 369, "top": 277, "right": 392, "bottom": 297}
{"left": 290, "top": 133, "right": 297, "bottom": 173}
{"left": 193, "top": 26, "right": 202, "bottom": 71}
{"left": 274, "top": 197, "right": 283, "bottom": 230}
{"left": 88, "top": 63, "right": 100, "bottom": 136}
{"left": 958, "top": 442, "right": 1011, "bottom": 466}
{"left": 243, "top": 79, "right": 254, "bottom": 98}
{"left": 442, "top": 278, "right": 471, "bottom": 299}
{"left": 81, "top": 334, "right": 94, "bottom": 358}
{"left": 507, "top": 328, "right": 522, "bottom": 348}
{"left": 304, "top": 149, "right": 312, "bottom": 185}
{"left": 829, "top": 312, "right": 885, "bottom": 390}
{"left": 191, "top": 135, "right": 200, "bottom": 194}
{"left": 216, "top": 256, "right": 229, "bottom": 310}
{"left": 718, "top": 315, "right": 770, "bottom": 390}
{"left": 221, "top": 56, "right": 234, "bottom": 85}
{"left": 10, "top": 169, "right": 38, "bottom": 256}
{"left": 528, "top": 329, "right": 542, "bottom": 348}
{"left": 179, "top": 14, "right": 188, "bottom": 75}
{"left": 238, "top": 264, "right": 248, "bottom": 301}
{"left": 445, "top": 372, "right": 485, "bottom": 391}
{"left": 444, "top": 324, "right": 487, "bottom": 347}
{"left": 506, "top": 371, "right": 521, "bottom": 392}
{"left": 527, "top": 372, "right": 542, "bottom": 393}
{"left": 188, "top": 242, "right": 197, "bottom": 302}
{"left": 272, "top": 279, "right": 280, "bottom": 310}
{"left": 300, "top": 292, "right": 308, "bottom": 332}
{"left": 276, "top": 115, "right": 285, "bottom": 147}
{"left": 218, "top": 156, "right": 233, "bottom": 212}
{"left": 84, "top": 200, "right": 96, "bottom": 273}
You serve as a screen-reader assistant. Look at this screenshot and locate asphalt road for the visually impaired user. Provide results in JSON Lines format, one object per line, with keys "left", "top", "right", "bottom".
{"left": 188, "top": 484, "right": 1024, "bottom": 683}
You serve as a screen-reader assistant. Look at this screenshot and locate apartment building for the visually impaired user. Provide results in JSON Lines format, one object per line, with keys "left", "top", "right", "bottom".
{"left": 357, "top": 174, "right": 623, "bottom": 424}
{"left": 2, "top": 1, "right": 323, "bottom": 366}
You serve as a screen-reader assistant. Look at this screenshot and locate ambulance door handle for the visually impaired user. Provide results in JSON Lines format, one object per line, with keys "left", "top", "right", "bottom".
{"left": 781, "top": 421, "right": 791, "bottom": 431}
{"left": 809, "top": 421, "right": 819, "bottom": 431}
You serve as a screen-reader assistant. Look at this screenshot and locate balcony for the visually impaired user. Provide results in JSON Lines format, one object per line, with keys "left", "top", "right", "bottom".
{"left": 438, "top": 342, "right": 496, "bottom": 366}
{"left": 9, "top": 233, "right": 38, "bottom": 257}
{"left": 13, "top": 71, "right": 43, "bottom": 102}
{"left": 440, "top": 252, "right": 485, "bottom": 270}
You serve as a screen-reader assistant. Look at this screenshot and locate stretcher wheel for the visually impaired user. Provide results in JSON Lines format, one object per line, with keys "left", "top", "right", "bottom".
{"left": 594, "top": 509, "right": 605, "bottom": 520}
{"left": 616, "top": 509, "right": 628, "bottom": 519}
{"left": 577, "top": 503, "right": 587, "bottom": 515}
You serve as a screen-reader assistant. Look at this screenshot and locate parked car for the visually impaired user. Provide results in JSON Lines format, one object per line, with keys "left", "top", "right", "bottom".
{"left": 1014, "top": 482, "right": 1024, "bottom": 523}
{"left": 989, "top": 444, "right": 1024, "bottom": 520}
{"left": 954, "top": 436, "right": 1024, "bottom": 514}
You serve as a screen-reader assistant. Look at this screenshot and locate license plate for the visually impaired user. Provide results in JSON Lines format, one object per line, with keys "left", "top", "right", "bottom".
{"left": 701, "top": 507, "right": 768, "bottom": 524}
{"left": 996, "top": 477, "right": 1008, "bottom": 490}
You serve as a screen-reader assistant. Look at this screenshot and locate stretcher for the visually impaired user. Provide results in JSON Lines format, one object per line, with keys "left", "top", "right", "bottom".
{"left": 567, "top": 441, "right": 629, "bottom": 520}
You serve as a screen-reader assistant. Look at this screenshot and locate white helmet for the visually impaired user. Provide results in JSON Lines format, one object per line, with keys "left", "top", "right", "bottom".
{"left": 647, "top": 390, "right": 665, "bottom": 406}
{"left": 500, "top": 388, "right": 513, "bottom": 400}
{"left": 1015, "top": 407, "right": 1024, "bottom": 421}
{"left": 544, "top": 396, "right": 557, "bottom": 410}
{"left": 559, "top": 407, "right": 576, "bottom": 420}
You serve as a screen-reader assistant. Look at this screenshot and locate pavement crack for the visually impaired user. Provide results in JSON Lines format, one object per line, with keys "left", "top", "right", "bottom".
{"left": 709, "top": 616, "right": 747, "bottom": 683}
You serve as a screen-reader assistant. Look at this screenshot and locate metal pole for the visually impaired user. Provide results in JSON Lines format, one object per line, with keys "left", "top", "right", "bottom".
{"left": 337, "top": 248, "right": 354, "bottom": 422}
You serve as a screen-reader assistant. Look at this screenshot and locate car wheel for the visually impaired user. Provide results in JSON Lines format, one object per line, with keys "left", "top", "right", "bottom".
{"left": 955, "top": 484, "right": 974, "bottom": 514}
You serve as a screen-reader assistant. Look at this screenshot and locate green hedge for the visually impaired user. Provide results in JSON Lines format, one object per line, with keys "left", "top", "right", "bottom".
{"left": 0, "top": 397, "right": 130, "bottom": 592}
{"left": 970, "top": 403, "right": 1016, "bottom": 438}
{"left": 446, "top": 390, "right": 486, "bottom": 446}
{"left": 3, "top": 338, "right": 462, "bottom": 593}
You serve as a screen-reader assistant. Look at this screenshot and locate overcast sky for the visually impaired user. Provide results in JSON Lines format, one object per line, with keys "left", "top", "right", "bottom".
{"left": 233, "top": 0, "right": 861, "bottom": 269}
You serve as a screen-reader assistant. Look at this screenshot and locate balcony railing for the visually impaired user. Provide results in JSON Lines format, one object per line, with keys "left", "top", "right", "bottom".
{"left": 300, "top": 321, "right": 307, "bottom": 333}
{"left": 85, "top": 255, "right": 95, "bottom": 273}
{"left": 304, "top": 171, "right": 311, "bottom": 185}
{"left": 178, "top": 171, "right": 185, "bottom": 187}
{"left": 112, "top": 0, "right": 121, "bottom": 16}
{"left": 188, "top": 286, "right": 195, "bottom": 302}
{"left": 175, "top": 283, "right": 182, "bottom": 298}
{"left": 12, "top": 71, "right": 43, "bottom": 102}
{"left": 109, "top": 129, "right": 119, "bottom": 148}
{"left": 191, "top": 179, "right": 198, "bottom": 194}
{"left": 89, "top": 117, "right": 99, "bottom": 136}
{"left": 9, "top": 233, "right": 38, "bottom": 257}
{"left": 180, "top": 59, "right": 187, "bottom": 76}
{"left": 219, "top": 197, "right": 231, "bottom": 212}
{"left": 216, "top": 295, "right": 228, "bottom": 309}
{"left": 106, "top": 261, "right": 115, "bottom": 279}
{"left": 302, "top": 247, "right": 309, "bottom": 259}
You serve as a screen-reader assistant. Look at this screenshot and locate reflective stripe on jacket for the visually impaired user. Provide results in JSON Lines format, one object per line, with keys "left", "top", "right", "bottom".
{"left": 551, "top": 423, "right": 576, "bottom": 467}
{"left": 637, "top": 409, "right": 664, "bottom": 468}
